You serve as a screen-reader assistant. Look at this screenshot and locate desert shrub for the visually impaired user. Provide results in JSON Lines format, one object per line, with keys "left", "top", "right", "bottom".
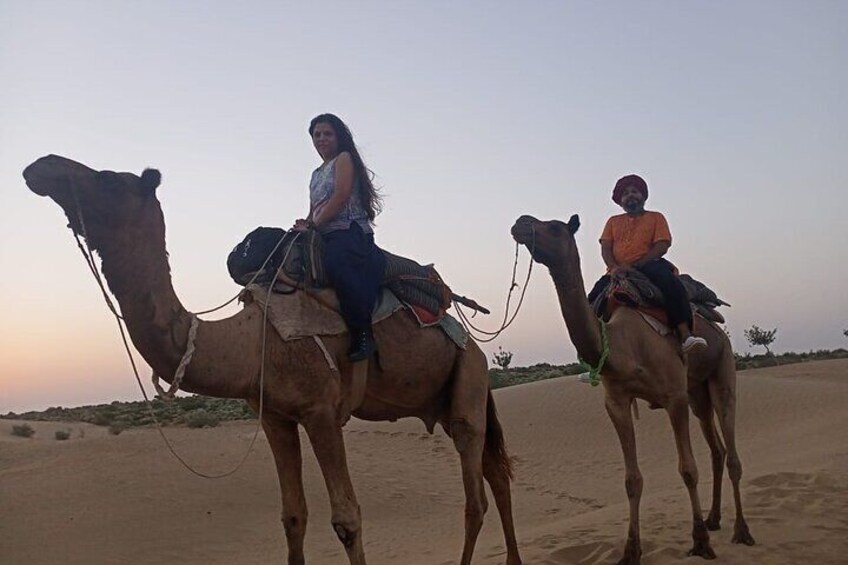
{"left": 54, "top": 429, "right": 71, "bottom": 441}
{"left": 12, "top": 423, "right": 35, "bottom": 438}
{"left": 176, "top": 395, "right": 206, "bottom": 411}
{"left": 108, "top": 423, "right": 126, "bottom": 435}
{"left": 185, "top": 409, "right": 219, "bottom": 429}
{"left": 93, "top": 412, "right": 113, "bottom": 427}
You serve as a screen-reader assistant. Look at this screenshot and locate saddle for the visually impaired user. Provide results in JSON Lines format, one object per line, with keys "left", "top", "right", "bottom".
{"left": 592, "top": 269, "right": 729, "bottom": 325}
{"left": 228, "top": 227, "right": 490, "bottom": 319}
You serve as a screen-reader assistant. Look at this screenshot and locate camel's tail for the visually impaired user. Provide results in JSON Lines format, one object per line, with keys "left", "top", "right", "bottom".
{"left": 484, "top": 389, "right": 514, "bottom": 480}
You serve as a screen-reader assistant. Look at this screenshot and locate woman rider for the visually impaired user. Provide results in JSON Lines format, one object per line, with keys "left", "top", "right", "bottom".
{"left": 294, "top": 114, "right": 386, "bottom": 361}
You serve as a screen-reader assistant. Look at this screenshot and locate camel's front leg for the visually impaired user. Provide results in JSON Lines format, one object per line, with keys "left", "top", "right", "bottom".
{"left": 605, "top": 396, "right": 643, "bottom": 565}
{"left": 303, "top": 412, "right": 365, "bottom": 565}
{"left": 262, "top": 415, "right": 308, "bottom": 565}
{"left": 667, "top": 397, "right": 716, "bottom": 560}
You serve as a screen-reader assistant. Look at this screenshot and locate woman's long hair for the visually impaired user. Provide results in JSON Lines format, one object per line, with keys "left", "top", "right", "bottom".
{"left": 309, "top": 113, "right": 383, "bottom": 222}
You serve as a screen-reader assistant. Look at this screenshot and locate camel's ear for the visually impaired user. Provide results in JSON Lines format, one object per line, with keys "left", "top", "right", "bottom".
{"left": 140, "top": 168, "right": 161, "bottom": 192}
{"left": 567, "top": 214, "right": 580, "bottom": 234}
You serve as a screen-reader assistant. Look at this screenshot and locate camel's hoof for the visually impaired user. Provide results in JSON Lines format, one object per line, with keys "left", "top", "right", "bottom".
{"left": 732, "top": 524, "right": 756, "bottom": 546}
{"left": 687, "top": 543, "right": 717, "bottom": 560}
{"left": 705, "top": 513, "right": 721, "bottom": 531}
{"left": 615, "top": 539, "right": 641, "bottom": 565}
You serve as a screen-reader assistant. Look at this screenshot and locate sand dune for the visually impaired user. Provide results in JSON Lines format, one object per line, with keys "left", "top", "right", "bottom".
{"left": 2, "top": 359, "right": 846, "bottom": 564}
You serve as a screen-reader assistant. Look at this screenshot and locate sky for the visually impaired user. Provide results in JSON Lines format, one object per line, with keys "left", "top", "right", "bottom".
{"left": 1, "top": 1, "right": 846, "bottom": 413}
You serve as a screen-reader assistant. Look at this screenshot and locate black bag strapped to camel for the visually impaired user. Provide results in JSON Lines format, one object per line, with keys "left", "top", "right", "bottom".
{"left": 227, "top": 227, "right": 489, "bottom": 317}
{"left": 592, "top": 269, "right": 730, "bottom": 324}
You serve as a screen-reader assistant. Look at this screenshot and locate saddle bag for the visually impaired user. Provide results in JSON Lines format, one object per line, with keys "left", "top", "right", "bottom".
{"left": 227, "top": 227, "right": 288, "bottom": 286}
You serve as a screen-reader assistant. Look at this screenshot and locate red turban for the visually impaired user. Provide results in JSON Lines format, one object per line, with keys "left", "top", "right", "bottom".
{"left": 612, "top": 174, "right": 648, "bottom": 204}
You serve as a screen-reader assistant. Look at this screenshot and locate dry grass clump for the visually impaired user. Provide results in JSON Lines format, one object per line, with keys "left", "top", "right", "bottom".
{"left": 11, "top": 423, "right": 35, "bottom": 438}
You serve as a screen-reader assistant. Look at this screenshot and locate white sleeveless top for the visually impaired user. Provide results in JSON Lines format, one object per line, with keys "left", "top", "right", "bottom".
{"left": 309, "top": 155, "right": 372, "bottom": 234}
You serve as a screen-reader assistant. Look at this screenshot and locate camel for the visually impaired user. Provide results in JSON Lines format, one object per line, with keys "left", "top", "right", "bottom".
{"left": 24, "top": 154, "right": 522, "bottom": 565}
{"left": 511, "top": 214, "right": 754, "bottom": 565}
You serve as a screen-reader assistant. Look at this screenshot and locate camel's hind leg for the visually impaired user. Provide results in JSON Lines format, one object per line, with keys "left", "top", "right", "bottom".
{"left": 446, "top": 346, "right": 491, "bottom": 565}
{"left": 709, "top": 357, "right": 755, "bottom": 546}
{"left": 605, "top": 395, "right": 643, "bottom": 565}
{"left": 261, "top": 415, "right": 309, "bottom": 565}
{"left": 690, "top": 383, "right": 727, "bottom": 531}
{"left": 482, "top": 389, "right": 522, "bottom": 565}
{"left": 666, "top": 396, "right": 716, "bottom": 559}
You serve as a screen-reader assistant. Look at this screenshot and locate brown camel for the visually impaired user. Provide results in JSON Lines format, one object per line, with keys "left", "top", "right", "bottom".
{"left": 511, "top": 214, "right": 754, "bottom": 565}
{"left": 24, "top": 154, "right": 522, "bottom": 565}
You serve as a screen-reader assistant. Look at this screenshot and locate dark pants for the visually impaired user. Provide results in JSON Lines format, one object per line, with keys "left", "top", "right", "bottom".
{"left": 322, "top": 222, "right": 386, "bottom": 332}
{"left": 588, "top": 258, "right": 692, "bottom": 330}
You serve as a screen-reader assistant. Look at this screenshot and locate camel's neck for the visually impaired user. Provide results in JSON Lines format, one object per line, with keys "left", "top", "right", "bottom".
{"left": 547, "top": 244, "right": 603, "bottom": 366}
{"left": 94, "top": 210, "right": 256, "bottom": 399}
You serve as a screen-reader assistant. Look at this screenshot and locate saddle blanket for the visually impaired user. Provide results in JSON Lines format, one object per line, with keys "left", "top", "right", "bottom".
{"left": 243, "top": 284, "right": 468, "bottom": 349}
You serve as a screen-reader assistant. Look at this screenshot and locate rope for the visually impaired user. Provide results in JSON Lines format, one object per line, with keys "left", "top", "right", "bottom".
{"left": 152, "top": 314, "right": 199, "bottom": 400}
{"left": 452, "top": 226, "right": 535, "bottom": 343}
{"left": 579, "top": 320, "right": 609, "bottom": 387}
{"left": 66, "top": 177, "right": 301, "bottom": 478}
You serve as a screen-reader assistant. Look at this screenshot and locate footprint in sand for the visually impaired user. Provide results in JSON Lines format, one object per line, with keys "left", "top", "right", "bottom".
{"left": 548, "top": 541, "right": 617, "bottom": 563}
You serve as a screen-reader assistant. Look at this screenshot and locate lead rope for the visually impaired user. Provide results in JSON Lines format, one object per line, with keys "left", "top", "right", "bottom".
{"left": 452, "top": 225, "right": 536, "bottom": 343}
{"left": 68, "top": 179, "right": 300, "bottom": 478}
{"left": 578, "top": 319, "right": 609, "bottom": 387}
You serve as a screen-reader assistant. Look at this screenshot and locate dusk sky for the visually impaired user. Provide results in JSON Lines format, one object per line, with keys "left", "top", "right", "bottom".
{"left": 1, "top": 1, "right": 846, "bottom": 413}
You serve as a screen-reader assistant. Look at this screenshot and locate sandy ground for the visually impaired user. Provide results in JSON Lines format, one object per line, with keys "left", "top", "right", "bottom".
{"left": 1, "top": 358, "right": 846, "bottom": 564}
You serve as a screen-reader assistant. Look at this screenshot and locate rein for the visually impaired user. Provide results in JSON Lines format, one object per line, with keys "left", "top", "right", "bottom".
{"left": 67, "top": 179, "right": 299, "bottom": 479}
{"left": 453, "top": 225, "right": 536, "bottom": 343}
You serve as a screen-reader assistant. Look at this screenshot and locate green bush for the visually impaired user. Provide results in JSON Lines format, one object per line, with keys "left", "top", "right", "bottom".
{"left": 12, "top": 423, "right": 35, "bottom": 438}
{"left": 54, "top": 429, "right": 71, "bottom": 441}
{"left": 185, "top": 409, "right": 219, "bottom": 429}
{"left": 93, "top": 412, "right": 113, "bottom": 427}
{"left": 108, "top": 423, "right": 126, "bottom": 435}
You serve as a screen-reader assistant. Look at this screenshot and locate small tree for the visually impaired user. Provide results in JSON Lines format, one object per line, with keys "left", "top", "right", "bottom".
{"left": 491, "top": 346, "right": 513, "bottom": 370}
{"left": 744, "top": 325, "right": 777, "bottom": 356}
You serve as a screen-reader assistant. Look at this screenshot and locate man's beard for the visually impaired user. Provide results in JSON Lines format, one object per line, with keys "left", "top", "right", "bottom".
{"left": 623, "top": 199, "right": 644, "bottom": 213}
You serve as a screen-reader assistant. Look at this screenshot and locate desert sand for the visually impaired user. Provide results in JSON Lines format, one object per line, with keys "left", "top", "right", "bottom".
{"left": 1, "top": 358, "right": 846, "bottom": 564}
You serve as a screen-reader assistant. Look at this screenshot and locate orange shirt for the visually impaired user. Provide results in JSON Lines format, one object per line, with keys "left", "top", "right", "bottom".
{"left": 600, "top": 210, "right": 672, "bottom": 267}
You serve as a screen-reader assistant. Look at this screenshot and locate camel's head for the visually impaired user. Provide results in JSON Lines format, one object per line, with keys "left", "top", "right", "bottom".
{"left": 511, "top": 214, "right": 580, "bottom": 268}
{"left": 23, "top": 155, "right": 163, "bottom": 251}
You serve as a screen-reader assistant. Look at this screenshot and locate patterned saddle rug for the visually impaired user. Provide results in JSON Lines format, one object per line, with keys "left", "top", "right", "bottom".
{"left": 592, "top": 269, "right": 729, "bottom": 325}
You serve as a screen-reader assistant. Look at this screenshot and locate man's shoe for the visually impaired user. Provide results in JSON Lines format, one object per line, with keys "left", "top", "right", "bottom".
{"left": 682, "top": 335, "right": 708, "bottom": 354}
{"left": 349, "top": 329, "right": 377, "bottom": 362}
